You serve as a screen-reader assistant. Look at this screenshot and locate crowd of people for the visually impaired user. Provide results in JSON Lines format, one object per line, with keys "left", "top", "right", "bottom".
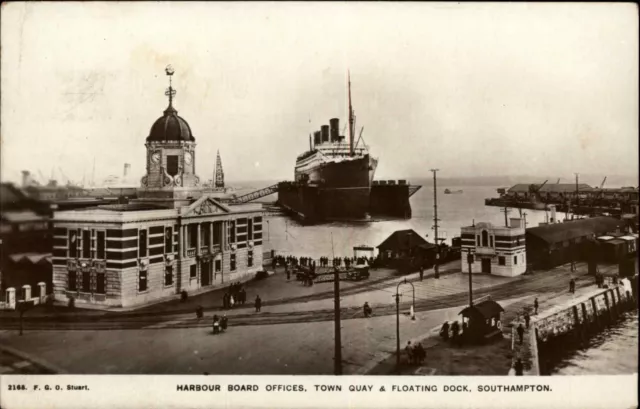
{"left": 222, "top": 283, "right": 247, "bottom": 309}
{"left": 272, "top": 255, "right": 375, "bottom": 270}
{"left": 405, "top": 341, "right": 426, "bottom": 365}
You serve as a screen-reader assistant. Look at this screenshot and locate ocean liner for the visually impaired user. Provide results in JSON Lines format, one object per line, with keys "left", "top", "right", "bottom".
{"left": 277, "top": 75, "right": 417, "bottom": 222}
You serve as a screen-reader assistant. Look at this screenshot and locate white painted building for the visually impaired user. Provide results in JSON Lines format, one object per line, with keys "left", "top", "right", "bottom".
{"left": 460, "top": 218, "right": 527, "bottom": 277}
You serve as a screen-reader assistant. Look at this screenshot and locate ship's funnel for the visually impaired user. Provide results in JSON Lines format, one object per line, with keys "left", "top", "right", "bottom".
{"left": 321, "top": 125, "right": 329, "bottom": 143}
{"left": 314, "top": 131, "right": 321, "bottom": 146}
{"left": 21, "top": 170, "right": 30, "bottom": 187}
{"left": 329, "top": 118, "right": 340, "bottom": 142}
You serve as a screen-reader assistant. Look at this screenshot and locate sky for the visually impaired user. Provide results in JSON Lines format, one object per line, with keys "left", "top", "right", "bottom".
{"left": 1, "top": 2, "right": 638, "bottom": 186}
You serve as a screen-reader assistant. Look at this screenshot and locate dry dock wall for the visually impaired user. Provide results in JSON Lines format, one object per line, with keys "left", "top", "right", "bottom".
{"left": 511, "top": 283, "right": 637, "bottom": 376}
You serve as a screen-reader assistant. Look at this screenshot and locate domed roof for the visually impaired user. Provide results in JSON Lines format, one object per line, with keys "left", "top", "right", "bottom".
{"left": 147, "top": 105, "right": 195, "bottom": 142}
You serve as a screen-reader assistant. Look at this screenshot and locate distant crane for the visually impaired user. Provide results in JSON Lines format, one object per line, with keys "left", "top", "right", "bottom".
{"left": 354, "top": 127, "right": 365, "bottom": 149}
{"left": 58, "top": 167, "right": 70, "bottom": 185}
{"left": 600, "top": 176, "right": 607, "bottom": 189}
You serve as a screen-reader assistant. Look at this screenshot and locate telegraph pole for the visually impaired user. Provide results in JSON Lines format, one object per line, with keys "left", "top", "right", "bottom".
{"left": 331, "top": 232, "right": 342, "bottom": 375}
{"left": 431, "top": 169, "right": 440, "bottom": 278}
{"left": 501, "top": 205, "right": 510, "bottom": 227}
{"left": 467, "top": 248, "right": 474, "bottom": 308}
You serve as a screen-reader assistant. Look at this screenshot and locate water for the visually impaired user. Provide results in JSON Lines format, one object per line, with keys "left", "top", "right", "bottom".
{"left": 548, "top": 311, "right": 638, "bottom": 375}
{"left": 259, "top": 182, "right": 556, "bottom": 258}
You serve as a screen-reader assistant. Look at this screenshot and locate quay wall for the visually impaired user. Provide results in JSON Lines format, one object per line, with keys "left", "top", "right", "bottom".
{"left": 511, "top": 282, "right": 637, "bottom": 376}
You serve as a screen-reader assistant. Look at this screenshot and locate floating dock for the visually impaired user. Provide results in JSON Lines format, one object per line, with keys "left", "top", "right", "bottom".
{"left": 277, "top": 180, "right": 421, "bottom": 224}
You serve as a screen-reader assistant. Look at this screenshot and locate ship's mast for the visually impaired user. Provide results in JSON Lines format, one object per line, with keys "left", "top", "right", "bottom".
{"left": 348, "top": 71, "right": 354, "bottom": 157}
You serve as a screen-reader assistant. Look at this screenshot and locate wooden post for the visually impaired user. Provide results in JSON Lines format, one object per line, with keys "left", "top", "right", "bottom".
{"left": 603, "top": 292, "right": 612, "bottom": 324}
{"left": 590, "top": 297, "right": 599, "bottom": 328}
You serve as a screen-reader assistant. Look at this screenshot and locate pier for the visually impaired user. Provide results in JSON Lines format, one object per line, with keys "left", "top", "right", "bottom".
{"left": 510, "top": 276, "right": 638, "bottom": 376}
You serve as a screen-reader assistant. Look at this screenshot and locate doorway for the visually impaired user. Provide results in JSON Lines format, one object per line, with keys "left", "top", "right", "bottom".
{"left": 481, "top": 258, "right": 491, "bottom": 274}
{"left": 201, "top": 261, "right": 211, "bottom": 286}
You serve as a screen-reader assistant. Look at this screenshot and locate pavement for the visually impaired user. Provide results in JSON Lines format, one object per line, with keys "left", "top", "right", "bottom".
{"left": 0, "top": 262, "right": 599, "bottom": 375}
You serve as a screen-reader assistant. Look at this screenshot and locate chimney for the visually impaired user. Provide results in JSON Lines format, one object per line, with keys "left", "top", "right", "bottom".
{"left": 321, "top": 125, "right": 329, "bottom": 143}
{"left": 314, "top": 131, "right": 321, "bottom": 146}
{"left": 21, "top": 170, "right": 30, "bottom": 187}
{"left": 329, "top": 118, "right": 340, "bottom": 142}
{"left": 510, "top": 218, "right": 522, "bottom": 229}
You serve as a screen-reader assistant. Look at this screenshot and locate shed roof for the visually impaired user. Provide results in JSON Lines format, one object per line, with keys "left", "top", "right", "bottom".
{"left": 526, "top": 217, "right": 620, "bottom": 244}
{"left": 377, "top": 229, "right": 431, "bottom": 251}
{"left": 459, "top": 300, "right": 504, "bottom": 319}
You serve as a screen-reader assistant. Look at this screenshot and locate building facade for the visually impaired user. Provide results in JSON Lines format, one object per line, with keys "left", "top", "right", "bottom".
{"left": 51, "top": 67, "right": 264, "bottom": 308}
{"left": 1, "top": 183, "right": 54, "bottom": 309}
{"left": 460, "top": 218, "right": 526, "bottom": 277}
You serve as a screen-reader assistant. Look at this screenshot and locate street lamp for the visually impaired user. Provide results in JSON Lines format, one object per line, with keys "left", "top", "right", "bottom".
{"left": 266, "top": 220, "right": 270, "bottom": 241}
{"left": 395, "top": 278, "right": 416, "bottom": 368}
{"left": 467, "top": 248, "right": 474, "bottom": 308}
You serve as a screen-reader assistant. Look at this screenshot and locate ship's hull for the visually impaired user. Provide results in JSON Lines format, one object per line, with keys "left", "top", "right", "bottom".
{"left": 295, "top": 154, "right": 378, "bottom": 188}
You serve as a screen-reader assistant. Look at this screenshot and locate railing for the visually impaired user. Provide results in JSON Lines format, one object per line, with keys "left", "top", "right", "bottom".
{"left": 200, "top": 247, "right": 210, "bottom": 255}
{"left": 187, "top": 249, "right": 196, "bottom": 258}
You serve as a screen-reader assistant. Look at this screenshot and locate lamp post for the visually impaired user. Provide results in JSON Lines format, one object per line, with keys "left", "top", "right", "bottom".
{"left": 395, "top": 278, "right": 416, "bottom": 368}
{"left": 266, "top": 220, "right": 270, "bottom": 241}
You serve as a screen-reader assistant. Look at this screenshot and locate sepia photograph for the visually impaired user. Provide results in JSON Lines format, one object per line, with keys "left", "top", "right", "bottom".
{"left": 0, "top": 2, "right": 637, "bottom": 406}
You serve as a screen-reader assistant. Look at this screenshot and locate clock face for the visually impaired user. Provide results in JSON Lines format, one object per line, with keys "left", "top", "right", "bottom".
{"left": 184, "top": 152, "right": 193, "bottom": 165}
{"left": 151, "top": 152, "right": 161, "bottom": 164}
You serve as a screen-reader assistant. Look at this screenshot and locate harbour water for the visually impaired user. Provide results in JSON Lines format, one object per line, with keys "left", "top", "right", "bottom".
{"left": 254, "top": 182, "right": 559, "bottom": 258}
{"left": 549, "top": 311, "right": 638, "bottom": 375}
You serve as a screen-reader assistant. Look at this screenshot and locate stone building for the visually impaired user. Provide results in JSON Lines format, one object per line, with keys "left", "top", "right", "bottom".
{"left": 51, "top": 68, "right": 263, "bottom": 308}
{"left": 460, "top": 218, "right": 526, "bottom": 277}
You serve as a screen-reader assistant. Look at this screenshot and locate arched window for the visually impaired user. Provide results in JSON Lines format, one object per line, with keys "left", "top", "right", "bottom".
{"left": 481, "top": 230, "right": 489, "bottom": 247}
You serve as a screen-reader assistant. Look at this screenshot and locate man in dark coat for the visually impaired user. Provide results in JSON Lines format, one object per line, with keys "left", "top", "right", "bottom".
{"left": 517, "top": 323, "right": 525, "bottom": 344}
{"left": 514, "top": 358, "right": 524, "bottom": 376}
{"left": 534, "top": 298, "right": 539, "bottom": 315}
{"left": 524, "top": 312, "right": 531, "bottom": 329}
{"left": 255, "top": 295, "right": 262, "bottom": 312}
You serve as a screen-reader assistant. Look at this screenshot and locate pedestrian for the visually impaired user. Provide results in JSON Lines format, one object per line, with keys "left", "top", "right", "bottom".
{"left": 534, "top": 298, "right": 539, "bottom": 315}
{"left": 213, "top": 314, "right": 220, "bottom": 334}
{"left": 514, "top": 358, "right": 524, "bottom": 376}
{"left": 517, "top": 323, "right": 525, "bottom": 345}
{"left": 221, "top": 315, "right": 228, "bottom": 332}
{"left": 569, "top": 279, "right": 575, "bottom": 294}
{"left": 414, "top": 342, "right": 425, "bottom": 365}
{"left": 419, "top": 266, "right": 424, "bottom": 281}
{"left": 439, "top": 321, "right": 450, "bottom": 340}
{"left": 405, "top": 341, "right": 413, "bottom": 365}
{"left": 229, "top": 294, "right": 235, "bottom": 309}
{"left": 240, "top": 288, "right": 246, "bottom": 305}
{"left": 524, "top": 312, "right": 530, "bottom": 329}
{"left": 363, "top": 302, "right": 372, "bottom": 318}
{"left": 255, "top": 295, "right": 262, "bottom": 312}
{"left": 222, "top": 292, "right": 229, "bottom": 310}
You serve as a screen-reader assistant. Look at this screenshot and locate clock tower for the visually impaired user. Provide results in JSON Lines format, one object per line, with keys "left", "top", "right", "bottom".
{"left": 138, "top": 65, "right": 203, "bottom": 208}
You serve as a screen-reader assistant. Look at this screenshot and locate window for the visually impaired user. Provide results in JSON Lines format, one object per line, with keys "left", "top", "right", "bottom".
{"left": 189, "top": 225, "right": 197, "bottom": 249}
{"left": 498, "top": 256, "right": 506, "bottom": 266}
{"left": 230, "top": 253, "right": 236, "bottom": 271}
{"left": 190, "top": 264, "right": 197, "bottom": 278}
{"left": 165, "top": 227, "right": 172, "bottom": 253}
{"left": 248, "top": 219, "right": 253, "bottom": 241}
{"left": 203, "top": 223, "right": 210, "bottom": 247}
{"left": 248, "top": 250, "right": 253, "bottom": 267}
{"left": 69, "top": 231, "right": 78, "bottom": 258}
{"left": 139, "top": 229, "right": 147, "bottom": 258}
{"left": 82, "top": 230, "right": 91, "bottom": 258}
{"left": 96, "top": 273, "right": 105, "bottom": 294}
{"left": 138, "top": 270, "right": 147, "bottom": 292}
{"left": 229, "top": 221, "right": 236, "bottom": 244}
{"left": 69, "top": 270, "right": 77, "bottom": 291}
{"left": 167, "top": 155, "right": 179, "bottom": 176}
{"left": 215, "top": 259, "right": 221, "bottom": 272}
{"left": 481, "top": 230, "right": 489, "bottom": 247}
{"left": 514, "top": 255, "right": 518, "bottom": 265}
{"left": 165, "top": 266, "right": 173, "bottom": 286}
{"left": 82, "top": 271, "right": 91, "bottom": 292}
{"left": 489, "top": 236, "right": 494, "bottom": 248}
{"left": 476, "top": 235, "right": 481, "bottom": 246}
{"left": 213, "top": 222, "right": 222, "bottom": 245}
{"left": 97, "top": 231, "right": 106, "bottom": 259}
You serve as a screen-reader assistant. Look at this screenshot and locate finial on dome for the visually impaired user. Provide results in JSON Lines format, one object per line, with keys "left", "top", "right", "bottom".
{"left": 164, "top": 65, "right": 176, "bottom": 111}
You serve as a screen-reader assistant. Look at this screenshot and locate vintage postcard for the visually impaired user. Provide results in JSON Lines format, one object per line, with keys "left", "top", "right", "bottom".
{"left": 0, "top": 2, "right": 637, "bottom": 408}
